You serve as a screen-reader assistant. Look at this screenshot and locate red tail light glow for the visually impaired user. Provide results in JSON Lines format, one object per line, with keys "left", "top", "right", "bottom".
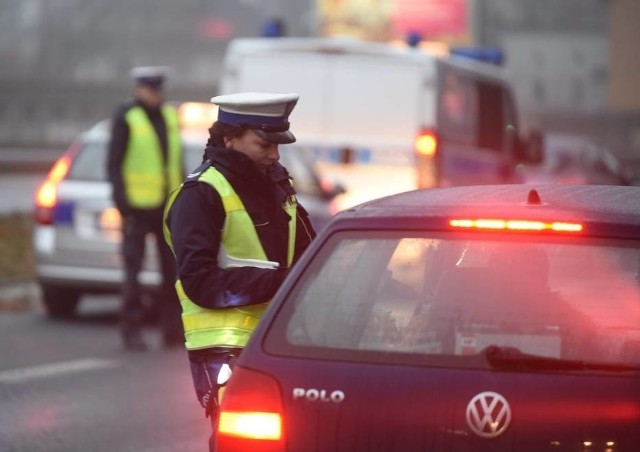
{"left": 35, "top": 180, "right": 58, "bottom": 209}
{"left": 219, "top": 412, "right": 281, "bottom": 440}
{"left": 34, "top": 154, "right": 72, "bottom": 225}
{"left": 216, "top": 366, "right": 285, "bottom": 452}
{"left": 415, "top": 129, "right": 438, "bottom": 157}
{"left": 450, "top": 218, "right": 583, "bottom": 233}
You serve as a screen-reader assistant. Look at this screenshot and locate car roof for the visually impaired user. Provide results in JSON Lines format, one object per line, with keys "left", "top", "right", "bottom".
{"left": 226, "top": 37, "right": 507, "bottom": 81}
{"left": 82, "top": 119, "right": 110, "bottom": 140}
{"left": 331, "top": 184, "right": 640, "bottom": 232}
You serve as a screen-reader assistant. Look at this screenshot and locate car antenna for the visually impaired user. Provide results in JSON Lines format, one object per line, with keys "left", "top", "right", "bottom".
{"left": 526, "top": 189, "right": 542, "bottom": 205}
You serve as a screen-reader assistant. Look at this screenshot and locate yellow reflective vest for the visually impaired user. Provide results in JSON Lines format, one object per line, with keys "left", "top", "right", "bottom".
{"left": 123, "top": 105, "right": 182, "bottom": 208}
{"left": 164, "top": 166, "right": 298, "bottom": 350}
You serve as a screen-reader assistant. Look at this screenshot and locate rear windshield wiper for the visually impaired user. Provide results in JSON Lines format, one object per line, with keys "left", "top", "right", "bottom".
{"left": 481, "top": 345, "right": 640, "bottom": 372}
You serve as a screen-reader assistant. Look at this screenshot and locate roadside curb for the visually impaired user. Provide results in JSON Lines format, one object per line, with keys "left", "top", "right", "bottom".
{"left": 0, "top": 281, "right": 40, "bottom": 313}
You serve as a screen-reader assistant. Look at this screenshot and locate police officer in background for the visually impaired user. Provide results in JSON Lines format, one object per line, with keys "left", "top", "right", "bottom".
{"left": 163, "top": 92, "right": 316, "bottom": 451}
{"left": 107, "top": 66, "right": 184, "bottom": 351}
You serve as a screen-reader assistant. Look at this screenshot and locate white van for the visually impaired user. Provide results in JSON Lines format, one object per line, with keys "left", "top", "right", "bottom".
{"left": 219, "top": 37, "right": 541, "bottom": 209}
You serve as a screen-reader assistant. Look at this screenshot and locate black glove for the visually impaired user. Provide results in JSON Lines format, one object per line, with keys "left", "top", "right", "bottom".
{"left": 204, "top": 361, "right": 235, "bottom": 418}
{"left": 203, "top": 387, "right": 219, "bottom": 418}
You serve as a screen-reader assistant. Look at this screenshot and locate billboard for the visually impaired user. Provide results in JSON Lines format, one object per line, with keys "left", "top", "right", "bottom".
{"left": 318, "top": 0, "right": 469, "bottom": 44}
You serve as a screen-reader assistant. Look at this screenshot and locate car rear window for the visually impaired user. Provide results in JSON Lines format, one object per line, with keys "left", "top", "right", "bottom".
{"left": 68, "top": 140, "right": 108, "bottom": 181}
{"left": 266, "top": 231, "right": 640, "bottom": 370}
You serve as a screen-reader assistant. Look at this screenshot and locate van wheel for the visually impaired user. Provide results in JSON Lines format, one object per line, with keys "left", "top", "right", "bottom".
{"left": 40, "top": 284, "right": 80, "bottom": 318}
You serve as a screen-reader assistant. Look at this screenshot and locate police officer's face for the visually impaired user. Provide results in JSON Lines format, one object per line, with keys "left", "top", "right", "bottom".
{"left": 224, "top": 130, "right": 279, "bottom": 173}
{"left": 135, "top": 85, "right": 164, "bottom": 109}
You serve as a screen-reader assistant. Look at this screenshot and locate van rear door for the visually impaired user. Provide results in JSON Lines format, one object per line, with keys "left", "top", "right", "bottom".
{"left": 434, "top": 61, "right": 520, "bottom": 187}
{"left": 232, "top": 52, "right": 328, "bottom": 140}
{"left": 231, "top": 48, "right": 436, "bottom": 207}
{"left": 233, "top": 50, "right": 426, "bottom": 162}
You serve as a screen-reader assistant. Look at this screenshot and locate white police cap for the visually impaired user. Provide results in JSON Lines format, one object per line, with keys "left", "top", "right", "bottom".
{"left": 130, "top": 66, "right": 170, "bottom": 89}
{"left": 211, "top": 92, "right": 299, "bottom": 144}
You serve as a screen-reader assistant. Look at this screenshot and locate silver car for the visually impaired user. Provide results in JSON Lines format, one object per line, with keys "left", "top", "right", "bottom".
{"left": 33, "top": 118, "right": 343, "bottom": 317}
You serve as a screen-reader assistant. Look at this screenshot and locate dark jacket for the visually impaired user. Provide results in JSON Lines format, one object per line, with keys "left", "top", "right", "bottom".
{"left": 165, "top": 146, "right": 316, "bottom": 311}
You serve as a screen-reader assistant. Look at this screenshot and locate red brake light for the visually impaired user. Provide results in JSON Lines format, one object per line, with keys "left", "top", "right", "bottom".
{"left": 450, "top": 218, "right": 583, "bottom": 233}
{"left": 216, "top": 366, "right": 285, "bottom": 452}
{"left": 415, "top": 129, "right": 438, "bottom": 157}
{"left": 34, "top": 154, "right": 72, "bottom": 225}
{"left": 48, "top": 155, "right": 72, "bottom": 182}
{"left": 35, "top": 180, "right": 58, "bottom": 209}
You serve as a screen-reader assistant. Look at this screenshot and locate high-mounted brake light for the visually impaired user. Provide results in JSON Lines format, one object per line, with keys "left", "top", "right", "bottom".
{"left": 34, "top": 154, "right": 72, "bottom": 225}
{"left": 216, "top": 366, "right": 285, "bottom": 452}
{"left": 415, "top": 129, "right": 438, "bottom": 157}
{"left": 450, "top": 218, "right": 583, "bottom": 233}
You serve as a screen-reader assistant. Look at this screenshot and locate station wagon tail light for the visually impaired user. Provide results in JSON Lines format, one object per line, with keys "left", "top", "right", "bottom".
{"left": 34, "top": 154, "right": 72, "bottom": 225}
{"left": 450, "top": 218, "right": 583, "bottom": 233}
{"left": 415, "top": 129, "right": 438, "bottom": 157}
{"left": 216, "top": 366, "right": 285, "bottom": 452}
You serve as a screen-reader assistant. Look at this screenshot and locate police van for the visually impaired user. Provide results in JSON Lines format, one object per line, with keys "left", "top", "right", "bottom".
{"left": 219, "top": 37, "right": 541, "bottom": 210}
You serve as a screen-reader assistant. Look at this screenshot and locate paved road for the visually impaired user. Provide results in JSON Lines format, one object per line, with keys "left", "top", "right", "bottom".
{"left": 0, "top": 296, "right": 210, "bottom": 451}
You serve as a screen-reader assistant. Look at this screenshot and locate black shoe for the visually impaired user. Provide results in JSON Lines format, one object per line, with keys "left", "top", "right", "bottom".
{"left": 123, "top": 332, "right": 148, "bottom": 351}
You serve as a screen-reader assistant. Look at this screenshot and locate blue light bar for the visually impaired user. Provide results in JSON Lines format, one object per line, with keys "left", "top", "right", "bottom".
{"left": 450, "top": 47, "right": 504, "bottom": 66}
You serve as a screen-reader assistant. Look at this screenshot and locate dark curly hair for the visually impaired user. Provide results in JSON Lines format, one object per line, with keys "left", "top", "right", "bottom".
{"left": 205, "top": 121, "right": 248, "bottom": 148}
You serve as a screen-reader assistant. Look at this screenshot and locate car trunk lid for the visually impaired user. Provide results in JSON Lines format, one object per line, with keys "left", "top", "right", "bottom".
{"left": 264, "top": 358, "right": 640, "bottom": 452}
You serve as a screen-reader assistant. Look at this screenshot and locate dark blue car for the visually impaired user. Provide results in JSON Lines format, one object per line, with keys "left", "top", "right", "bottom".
{"left": 215, "top": 184, "right": 640, "bottom": 452}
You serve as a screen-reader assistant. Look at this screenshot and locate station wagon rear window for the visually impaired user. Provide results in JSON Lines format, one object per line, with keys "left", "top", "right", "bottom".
{"left": 68, "top": 141, "right": 108, "bottom": 181}
{"left": 266, "top": 231, "right": 640, "bottom": 370}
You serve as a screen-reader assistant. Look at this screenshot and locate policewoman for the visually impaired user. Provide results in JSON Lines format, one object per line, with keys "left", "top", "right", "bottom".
{"left": 107, "top": 66, "right": 184, "bottom": 351}
{"left": 163, "top": 92, "right": 316, "bottom": 451}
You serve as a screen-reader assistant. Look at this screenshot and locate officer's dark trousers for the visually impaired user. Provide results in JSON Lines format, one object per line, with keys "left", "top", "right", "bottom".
{"left": 188, "top": 348, "right": 241, "bottom": 452}
{"left": 120, "top": 207, "right": 183, "bottom": 342}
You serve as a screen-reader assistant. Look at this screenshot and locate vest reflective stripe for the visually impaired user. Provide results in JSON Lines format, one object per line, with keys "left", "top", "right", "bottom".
{"left": 175, "top": 280, "right": 269, "bottom": 349}
{"left": 287, "top": 200, "right": 296, "bottom": 265}
{"left": 165, "top": 166, "right": 297, "bottom": 350}
{"left": 123, "top": 105, "right": 182, "bottom": 208}
{"left": 217, "top": 191, "right": 266, "bottom": 261}
{"left": 220, "top": 193, "right": 244, "bottom": 212}
{"left": 163, "top": 105, "right": 183, "bottom": 191}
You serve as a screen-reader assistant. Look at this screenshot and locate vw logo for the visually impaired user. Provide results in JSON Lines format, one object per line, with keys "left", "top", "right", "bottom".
{"left": 466, "top": 391, "right": 512, "bottom": 438}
